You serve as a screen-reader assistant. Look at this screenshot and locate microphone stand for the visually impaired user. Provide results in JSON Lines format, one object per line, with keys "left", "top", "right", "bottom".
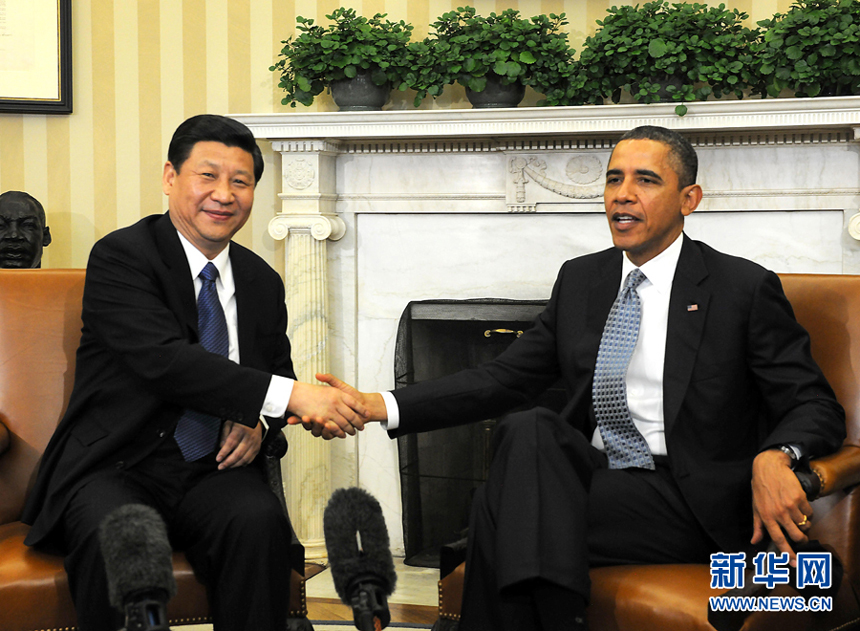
{"left": 348, "top": 576, "right": 391, "bottom": 631}
{"left": 121, "top": 589, "right": 170, "bottom": 631}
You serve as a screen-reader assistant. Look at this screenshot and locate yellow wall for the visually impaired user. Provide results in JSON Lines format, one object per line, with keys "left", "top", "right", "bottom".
{"left": 0, "top": 0, "right": 795, "bottom": 270}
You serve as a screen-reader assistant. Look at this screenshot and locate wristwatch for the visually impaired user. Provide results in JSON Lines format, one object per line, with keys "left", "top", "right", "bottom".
{"left": 778, "top": 444, "right": 799, "bottom": 470}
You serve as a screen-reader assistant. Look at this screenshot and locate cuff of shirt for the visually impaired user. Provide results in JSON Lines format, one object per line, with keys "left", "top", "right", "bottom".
{"left": 380, "top": 391, "right": 400, "bottom": 431}
{"left": 262, "top": 375, "right": 295, "bottom": 420}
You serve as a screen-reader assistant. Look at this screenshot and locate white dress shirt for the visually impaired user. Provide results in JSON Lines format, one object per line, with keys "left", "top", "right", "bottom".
{"left": 382, "top": 235, "right": 684, "bottom": 457}
{"left": 177, "top": 232, "right": 294, "bottom": 424}
{"left": 589, "top": 235, "right": 683, "bottom": 456}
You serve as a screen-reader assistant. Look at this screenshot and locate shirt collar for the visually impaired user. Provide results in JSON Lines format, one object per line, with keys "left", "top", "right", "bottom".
{"left": 621, "top": 232, "right": 684, "bottom": 295}
{"left": 175, "top": 230, "right": 233, "bottom": 290}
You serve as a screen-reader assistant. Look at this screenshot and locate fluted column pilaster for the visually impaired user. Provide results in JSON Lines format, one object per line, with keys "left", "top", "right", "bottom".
{"left": 269, "top": 141, "right": 344, "bottom": 560}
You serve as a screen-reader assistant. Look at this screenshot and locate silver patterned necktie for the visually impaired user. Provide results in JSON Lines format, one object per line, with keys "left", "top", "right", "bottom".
{"left": 174, "top": 262, "right": 229, "bottom": 461}
{"left": 592, "top": 268, "right": 656, "bottom": 470}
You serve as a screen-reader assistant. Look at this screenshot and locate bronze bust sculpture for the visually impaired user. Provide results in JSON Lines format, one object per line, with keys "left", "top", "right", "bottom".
{"left": 0, "top": 191, "right": 52, "bottom": 268}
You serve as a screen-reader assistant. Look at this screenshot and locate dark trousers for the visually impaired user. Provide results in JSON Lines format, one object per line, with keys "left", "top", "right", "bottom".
{"left": 459, "top": 407, "right": 719, "bottom": 631}
{"left": 62, "top": 437, "right": 292, "bottom": 631}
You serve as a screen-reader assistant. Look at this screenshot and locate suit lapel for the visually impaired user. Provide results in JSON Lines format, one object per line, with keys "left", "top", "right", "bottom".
{"left": 154, "top": 212, "right": 198, "bottom": 335}
{"left": 230, "top": 246, "right": 258, "bottom": 367}
{"left": 586, "top": 250, "right": 624, "bottom": 339}
{"left": 581, "top": 250, "right": 623, "bottom": 435}
{"left": 663, "top": 235, "right": 710, "bottom": 438}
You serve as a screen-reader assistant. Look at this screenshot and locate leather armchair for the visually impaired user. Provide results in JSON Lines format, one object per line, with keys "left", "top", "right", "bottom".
{"left": 0, "top": 269, "right": 311, "bottom": 631}
{"left": 435, "top": 273, "right": 860, "bottom": 631}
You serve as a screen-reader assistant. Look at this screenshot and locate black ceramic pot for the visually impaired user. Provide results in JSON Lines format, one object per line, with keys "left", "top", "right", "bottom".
{"left": 465, "top": 74, "right": 526, "bottom": 108}
{"left": 330, "top": 73, "right": 390, "bottom": 111}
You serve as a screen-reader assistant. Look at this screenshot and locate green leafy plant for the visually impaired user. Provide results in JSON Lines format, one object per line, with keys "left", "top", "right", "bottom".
{"left": 753, "top": 0, "right": 860, "bottom": 98}
{"left": 574, "top": 1, "right": 758, "bottom": 115}
{"left": 407, "top": 7, "right": 577, "bottom": 106}
{"left": 270, "top": 7, "right": 414, "bottom": 107}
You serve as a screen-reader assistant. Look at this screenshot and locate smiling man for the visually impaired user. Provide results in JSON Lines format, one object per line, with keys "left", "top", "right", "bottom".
{"left": 299, "top": 126, "right": 846, "bottom": 631}
{"left": 22, "top": 115, "right": 368, "bottom": 631}
{"left": 0, "top": 190, "right": 52, "bottom": 268}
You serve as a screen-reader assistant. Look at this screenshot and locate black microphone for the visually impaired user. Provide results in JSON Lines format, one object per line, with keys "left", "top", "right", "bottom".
{"left": 323, "top": 487, "right": 397, "bottom": 631}
{"left": 99, "top": 504, "right": 178, "bottom": 631}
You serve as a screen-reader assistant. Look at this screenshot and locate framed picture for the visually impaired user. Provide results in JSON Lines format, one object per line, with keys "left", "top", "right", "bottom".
{"left": 0, "top": 0, "right": 72, "bottom": 114}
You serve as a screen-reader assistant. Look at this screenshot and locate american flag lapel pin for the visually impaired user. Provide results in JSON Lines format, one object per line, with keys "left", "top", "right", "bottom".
{"left": 687, "top": 303, "right": 699, "bottom": 312}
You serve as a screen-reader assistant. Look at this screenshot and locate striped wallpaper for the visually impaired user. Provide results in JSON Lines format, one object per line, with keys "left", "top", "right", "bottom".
{"left": 0, "top": 0, "right": 793, "bottom": 270}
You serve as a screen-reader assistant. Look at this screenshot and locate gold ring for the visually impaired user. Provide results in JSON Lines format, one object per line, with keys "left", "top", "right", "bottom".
{"left": 797, "top": 515, "right": 809, "bottom": 527}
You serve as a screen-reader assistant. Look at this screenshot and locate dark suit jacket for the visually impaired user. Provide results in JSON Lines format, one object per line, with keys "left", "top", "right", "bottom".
{"left": 23, "top": 212, "right": 296, "bottom": 548}
{"left": 390, "top": 235, "right": 846, "bottom": 551}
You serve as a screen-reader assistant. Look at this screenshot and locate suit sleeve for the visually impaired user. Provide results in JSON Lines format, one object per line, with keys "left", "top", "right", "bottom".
{"left": 748, "top": 271, "right": 845, "bottom": 457}
{"left": 82, "top": 232, "right": 276, "bottom": 428}
{"left": 391, "top": 264, "right": 569, "bottom": 435}
{"left": 261, "top": 276, "right": 296, "bottom": 431}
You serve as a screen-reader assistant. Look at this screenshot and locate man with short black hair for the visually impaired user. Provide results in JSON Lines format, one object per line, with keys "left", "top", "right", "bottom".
{"left": 22, "top": 114, "right": 368, "bottom": 631}
{"left": 301, "top": 126, "right": 846, "bottom": 630}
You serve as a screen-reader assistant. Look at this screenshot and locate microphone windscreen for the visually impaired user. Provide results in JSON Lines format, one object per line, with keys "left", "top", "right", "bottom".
{"left": 99, "top": 504, "right": 178, "bottom": 610}
{"left": 323, "top": 487, "right": 397, "bottom": 603}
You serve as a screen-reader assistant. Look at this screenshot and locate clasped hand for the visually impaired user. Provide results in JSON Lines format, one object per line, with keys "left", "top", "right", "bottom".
{"left": 287, "top": 374, "right": 385, "bottom": 439}
{"left": 751, "top": 448, "right": 813, "bottom": 566}
{"left": 286, "top": 376, "right": 375, "bottom": 439}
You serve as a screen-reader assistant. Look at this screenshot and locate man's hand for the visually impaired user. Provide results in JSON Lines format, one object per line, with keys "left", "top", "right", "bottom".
{"left": 216, "top": 420, "right": 263, "bottom": 470}
{"left": 286, "top": 378, "right": 370, "bottom": 440}
{"left": 287, "top": 373, "right": 387, "bottom": 440}
{"left": 751, "top": 448, "right": 812, "bottom": 566}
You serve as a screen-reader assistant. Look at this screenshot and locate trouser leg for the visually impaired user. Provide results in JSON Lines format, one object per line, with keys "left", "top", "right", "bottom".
{"left": 459, "top": 408, "right": 603, "bottom": 631}
{"left": 172, "top": 465, "right": 292, "bottom": 631}
{"left": 62, "top": 472, "right": 157, "bottom": 631}
{"left": 587, "top": 463, "right": 716, "bottom": 566}
{"left": 457, "top": 407, "right": 718, "bottom": 631}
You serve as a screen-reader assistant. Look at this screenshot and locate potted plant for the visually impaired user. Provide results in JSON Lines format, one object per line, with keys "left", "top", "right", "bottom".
{"left": 408, "top": 7, "right": 577, "bottom": 108}
{"left": 752, "top": 0, "right": 860, "bottom": 98}
{"left": 270, "top": 7, "right": 414, "bottom": 110}
{"left": 574, "top": 1, "right": 759, "bottom": 115}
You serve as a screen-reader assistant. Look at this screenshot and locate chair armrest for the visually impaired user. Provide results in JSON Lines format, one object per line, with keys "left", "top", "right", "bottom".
{"left": 261, "top": 429, "right": 305, "bottom": 574}
{"left": 808, "top": 444, "right": 860, "bottom": 498}
{"left": 262, "top": 430, "right": 288, "bottom": 503}
{"left": 263, "top": 428, "right": 288, "bottom": 460}
{"left": 0, "top": 419, "right": 9, "bottom": 456}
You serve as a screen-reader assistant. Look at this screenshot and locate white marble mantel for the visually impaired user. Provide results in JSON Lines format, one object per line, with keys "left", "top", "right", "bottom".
{"left": 238, "top": 95, "right": 860, "bottom": 139}
{"left": 234, "top": 96, "right": 860, "bottom": 556}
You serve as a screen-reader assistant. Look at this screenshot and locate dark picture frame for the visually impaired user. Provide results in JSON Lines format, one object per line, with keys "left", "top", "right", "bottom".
{"left": 0, "top": 0, "right": 72, "bottom": 114}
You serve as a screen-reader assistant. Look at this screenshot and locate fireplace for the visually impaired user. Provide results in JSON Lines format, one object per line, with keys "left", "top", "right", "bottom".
{"left": 394, "top": 299, "right": 566, "bottom": 566}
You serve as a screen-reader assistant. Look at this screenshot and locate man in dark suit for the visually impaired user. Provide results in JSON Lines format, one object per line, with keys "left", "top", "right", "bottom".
{"left": 300, "top": 126, "right": 846, "bottom": 630}
{"left": 22, "top": 115, "right": 368, "bottom": 631}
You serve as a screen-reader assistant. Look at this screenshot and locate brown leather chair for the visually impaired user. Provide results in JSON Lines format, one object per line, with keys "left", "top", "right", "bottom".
{"left": 0, "top": 269, "right": 311, "bottom": 631}
{"left": 435, "top": 273, "right": 860, "bottom": 631}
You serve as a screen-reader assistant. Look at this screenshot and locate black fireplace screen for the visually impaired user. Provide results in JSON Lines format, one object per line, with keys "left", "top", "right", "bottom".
{"left": 394, "top": 299, "right": 566, "bottom": 567}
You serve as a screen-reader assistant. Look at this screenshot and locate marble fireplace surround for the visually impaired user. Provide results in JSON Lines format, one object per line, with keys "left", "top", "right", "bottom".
{"left": 235, "top": 96, "right": 860, "bottom": 558}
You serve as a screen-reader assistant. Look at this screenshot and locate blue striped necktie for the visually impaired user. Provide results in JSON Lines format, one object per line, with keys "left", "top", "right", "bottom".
{"left": 174, "top": 262, "right": 229, "bottom": 461}
{"left": 592, "top": 268, "right": 656, "bottom": 470}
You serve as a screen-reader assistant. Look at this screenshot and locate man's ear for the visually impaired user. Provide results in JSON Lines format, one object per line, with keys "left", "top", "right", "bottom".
{"left": 42, "top": 226, "right": 52, "bottom": 247}
{"left": 681, "top": 184, "right": 703, "bottom": 217}
{"left": 162, "top": 161, "right": 176, "bottom": 196}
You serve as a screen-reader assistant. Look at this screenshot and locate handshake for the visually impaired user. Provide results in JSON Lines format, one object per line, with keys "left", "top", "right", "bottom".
{"left": 287, "top": 373, "right": 386, "bottom": 439}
